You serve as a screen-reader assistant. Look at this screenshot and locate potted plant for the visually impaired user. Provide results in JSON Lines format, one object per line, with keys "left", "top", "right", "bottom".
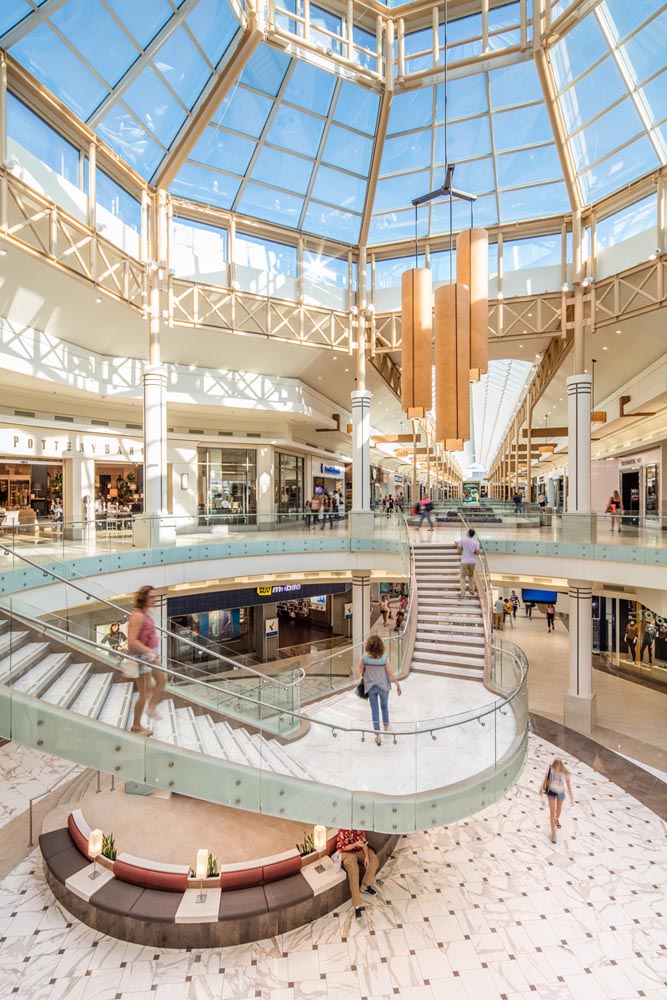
{"left": 296, "top": 832, "right": 319, "bottom": 866}
{"left": 98, "top": 832, "right": 116, "bottom": 870}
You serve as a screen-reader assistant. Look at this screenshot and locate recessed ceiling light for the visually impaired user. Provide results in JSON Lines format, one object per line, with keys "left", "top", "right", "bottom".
{"left": 519, "top": 343, "right": 523, "bottom": 348}
{"left": 0, "top": 247, "right": 7, "bottom": 256}
{"left": 602, "top": 346, "right": 608, "bottom": 350}
{"left": 616, "top": 329, "right": 621, "bottom": 334}
{"left": 344, "top": 368, "right": 349, "bottom": 372}
{"left": 95, "top": 297, "right": 102, "bottom": 303}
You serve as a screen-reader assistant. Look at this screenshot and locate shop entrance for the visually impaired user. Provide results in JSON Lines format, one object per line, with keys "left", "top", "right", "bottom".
{"left": 621, "top": 470, "right": 640, "bottom": 524}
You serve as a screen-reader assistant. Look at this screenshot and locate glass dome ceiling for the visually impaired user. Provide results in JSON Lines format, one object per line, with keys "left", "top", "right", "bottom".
{"left": 2, "top": 0, "right": 666, "bottom": 247}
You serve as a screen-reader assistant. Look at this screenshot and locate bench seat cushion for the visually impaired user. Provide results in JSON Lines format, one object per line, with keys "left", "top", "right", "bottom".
{"left": 39, "top": 828, "right": 75, "bottom": 860}
{"left": 67, "top": 814, "right": 92, "bottom": 860}
{"left": 44, "top": 844, "right": 90, "bottom": 883}
{"left": 264, "top": 873, "right": 313, "bottom": 910}
{"left": 220, "top": 867, "right": 263, "bottom": 891}
{"left": 129, "top": 887, "right": 183, "bottom": 922}
{"left": 262, "top": 855, "right": 302, "bottom": 884}
{"left": 219, "top": 886, "right": 268, "bottom": 920}
{"left": 91, "top": 878, "right": 145, "bottom": 915}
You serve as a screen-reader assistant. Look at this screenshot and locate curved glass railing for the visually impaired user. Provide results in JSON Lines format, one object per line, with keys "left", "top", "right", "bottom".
{"left": 0, "top": 543, "right": 527, "bottom": 833}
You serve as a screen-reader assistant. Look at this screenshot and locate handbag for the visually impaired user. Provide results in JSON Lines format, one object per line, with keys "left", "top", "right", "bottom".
{"left": 355, "top": 679, "right": 368, "bottom": 699}
{"left": 117, "top": 641, "right": 139, "bottom": 680}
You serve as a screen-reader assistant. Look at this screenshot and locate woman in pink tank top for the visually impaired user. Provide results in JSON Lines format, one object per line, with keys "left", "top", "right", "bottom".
{"left": 127, "top": 584, "right": 166, "bottom": 736}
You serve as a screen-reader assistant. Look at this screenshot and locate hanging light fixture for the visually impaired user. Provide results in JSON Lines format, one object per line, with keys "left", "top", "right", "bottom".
{"left": 407, "top": 0, "right": 485, "bottom": 446}
{"left": 401, "top": 261, "right": 433, "bottom": 417}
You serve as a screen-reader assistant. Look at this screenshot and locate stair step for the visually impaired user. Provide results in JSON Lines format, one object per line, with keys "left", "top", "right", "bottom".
{"left": 413, "top": 650, "right": 485, "bottom": 667}
{"left": 215, "top": 721, "right": 253, "bottom": 764}
{"left": 41, "top": 661, "right": 92, "bottom": 707}
{"left": 70, "top": 672, "right": 114, "bottom": 719}
{"left": 98, "top": 681, "right": 134, "bottom": 730}
{"left": 0, "top": 641, "right": 51, "bottom": 685}
{"left": 197, "top": 714, "right": 227, "bottom": 759}
{"left": 412, "top": 662, "right": 484, "bottom": 680}
{"left": 0, "top": 619, "right": 9, "bottom": 634}
{"left": 415, "top": 631, "right": 485, "bottom": 646}
{"left": 249, "top": 733, "right": 299, "bottom": 777}
{"left": 0, "top": 629, "right": 30, "bottom": 658}
{"left": 175, "top": 706, "right": 204, "bottom": 753}
{"left": 149, "top": 699, "right": 177, "bottom": 744}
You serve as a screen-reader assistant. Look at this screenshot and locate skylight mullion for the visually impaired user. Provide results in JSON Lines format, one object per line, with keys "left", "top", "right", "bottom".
{"left": 485, "top": 73, "right": 502, "bottom": 227}
{"left": 298, "top": 79, "right": 344, "bottom": 230}
{"left": 596, "top": 3, "right": 667, "bottom": 164}
{"left": 87, "top": 0, "right": 200, "bottom": 128}
{"left": 0, "top": 0, "right": 68, "bottom": 48}
{"left": 231, "top": 61, "right": 298, "bottom": 214}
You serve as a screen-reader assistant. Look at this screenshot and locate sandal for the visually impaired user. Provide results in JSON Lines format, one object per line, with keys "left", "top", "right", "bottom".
{"left": 131, "top": 726, "right": 152, "bottom": 737}
{"left": 556, "top": 820, "right": 561, "bottom": 829}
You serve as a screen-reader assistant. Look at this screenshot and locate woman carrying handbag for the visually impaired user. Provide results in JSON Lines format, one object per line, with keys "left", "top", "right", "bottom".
{"left": 356, "top": 635, "right": 402, "bottom": 745}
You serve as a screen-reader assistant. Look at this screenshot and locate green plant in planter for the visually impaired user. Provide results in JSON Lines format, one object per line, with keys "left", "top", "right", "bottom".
{"left": 296, "top": 832, "right": 315, "bottom": 857}
{"left": 101, "top": 832, "right": 116, "bottom": 861}
{"left": 207, "top": 853, "right": 219, "bottom": 878}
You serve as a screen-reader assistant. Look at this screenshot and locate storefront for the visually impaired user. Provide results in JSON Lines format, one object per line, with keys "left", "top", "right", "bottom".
{"left": 0, "top": 461, "right": 61, "bottom": 517}
{"left": 197, "top": 447, "right": 257, "bottom": 521}
{"left": 167, "top": 581, "right": 349, "bottom": 666}
{"left": 312, "top": 462, "right": 344, "bottom": 500}
{"left": 275, "top": 452, "right": 304, "bottom": 517}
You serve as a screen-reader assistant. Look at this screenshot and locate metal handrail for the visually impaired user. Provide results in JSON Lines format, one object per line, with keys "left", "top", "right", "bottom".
{"left": 0, "top": 542, "right": 305, "bottom": 690}
{"left": 2, "top": 561, "right": 527, "bottom": 740}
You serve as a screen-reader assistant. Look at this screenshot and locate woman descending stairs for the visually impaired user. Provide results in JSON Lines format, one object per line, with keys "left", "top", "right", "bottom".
{"left": 411, "top": 543, "right": 486, "bottom": 680}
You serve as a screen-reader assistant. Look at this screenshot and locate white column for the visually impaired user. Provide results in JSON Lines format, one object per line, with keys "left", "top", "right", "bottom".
{"left": 351, "top": 571, "right": 371, "bottom": 657}
{"left": 134, "top": 365, "right": 173, "bottom": 547}
{"left": 563, "top": 373, "right": 596, "bottom": 541}
{"left": 350, "top": 388, "right": 373, "bottom": 535}
{"left": 256, "top": 445, "right": 274, "bottom": 529}
{"left": 63, "top": 456, "right": 95, "bottom": 542}
{"left": 564, "top": 580, "right": 596, "bottom": 734}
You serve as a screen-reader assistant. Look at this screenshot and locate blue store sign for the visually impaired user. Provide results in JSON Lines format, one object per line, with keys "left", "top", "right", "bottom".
{"left": 320, "top": 464, "right": 343, "bottom": 477}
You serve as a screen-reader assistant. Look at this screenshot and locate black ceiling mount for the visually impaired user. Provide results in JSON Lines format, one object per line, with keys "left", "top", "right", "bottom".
{"left": 412, "top": 164, "right": 477, "bottom": 207}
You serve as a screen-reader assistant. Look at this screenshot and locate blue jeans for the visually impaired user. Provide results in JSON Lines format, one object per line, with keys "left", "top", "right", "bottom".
{"left": 367, "top": 685, "right": 390, "bottom": 732}
{"left": 418, "top": 510, "right": 434, "bottom": 529}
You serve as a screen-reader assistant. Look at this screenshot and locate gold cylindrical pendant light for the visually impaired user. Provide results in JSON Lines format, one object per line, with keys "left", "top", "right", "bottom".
{"left": 401, "top": 268, "right": 433, "bottom": 413}
{"left": 456, "top": 228, "right": 488, "bottom": 380}
{"left": 434, "top": 282, "right": 470, "bottom": 444}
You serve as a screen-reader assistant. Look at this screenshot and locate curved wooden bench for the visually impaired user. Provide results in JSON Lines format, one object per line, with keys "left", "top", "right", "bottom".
{"left": 40, "top": 813, "right": 398, "bottom": 947}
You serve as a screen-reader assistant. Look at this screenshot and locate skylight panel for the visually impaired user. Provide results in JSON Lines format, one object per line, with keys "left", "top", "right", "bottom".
{"left": 239, "top": 45, "right": 290, "bottom": 96}
{"left": 578, "top": 134, "right": 658, "bottom": 202}
{"left": 641, "top": 68, "right": 667, "bottom": 126}
{"left": 0, "top": 2, "right": 40, "bottom": 40}
{"left": 495, "top": 145, "right": 562, "bottom": 188}
{"left": 10, "top": 22, "right": 107, "bottom": 121}
{"left": 620, "top": 8, "right": 667, "bottom": 85}
{"left": 50, "top": 0, "right": 138, "bottom": 88}
{"left": 282, "top": 61, "right": 336, "bottom": 116}
{"left": 603, "top": 0, "right": 665, "bottom": 43}
{"left": 185, "top": 0, "right": 239, "bottom": 67}
{"left": 386, "top": 90, "right": 434, "bottom": 135}
{"left": 492, "top": 103, "right": 553, "bottom": 152}
{"left": 169, "top": 162, "right": 241, "bottom": 208}
{"left": 436, "top": 116, "right": 492, "bottom": 160}
{"left": 266, "top": 105, "right": 325, "bottom": 158}
{"left": 311, "top": 166, "right": 367, "bottom": 214}
{"left": 212, "top": 88, "right": 273, "bottom": 138}
{"left": 123, "top": 66, "right": 187, "bottom": 147}
{"left": 321, "top": 125, "right": 373, "bottom": 174}
{"left": 237, "top": 183, "right": 303, "bottom": 227}
{"left": 96, "top": 104, "right": 165, "bottom": 176}
{"left": 488, "top": 60, "right": 540, "bottom": 111}
{"left": 252, "top": 147, "right": 314, "bottom": 196}
{"left": 559, "top": 56, "right": 627, "bottom": 133}
{"left": 368, "top": 208, "right": 427, "bottom": 245}
{"left": 570, "top": 99, "right": 645, "bottom": 170}
{"left": 439, "top": 76, "right": 488, "bottom": 121}
{"left": 190, "top": 126, "right": 256, "bottom": 175}
{"left": 499, "top": 180, "right": 570, "bottom": 221}
{"left": 154, "top": 26, "right": 210, "bottom": 108}
{"left": 333, "top": 83, "right": 380, "bottom": 135}
{"left": 551, "top": 14, "right": 607, "bottom": 90}
{"left": 104, "top": 0, "right": 175, "bottom": 49}
{"left": 373, "top": 170, "right": 431, "bottom": 214}
{"left": 381, "top": 129, "right": 433, "bottom": 176}
{"left": 430, "top": 192, "right": 498, "bottom": 231}
{"left": 302, "top": 202, "right": 361, "bottom": 243}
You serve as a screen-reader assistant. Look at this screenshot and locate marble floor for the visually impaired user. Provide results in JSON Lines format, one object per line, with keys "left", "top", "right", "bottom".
{"left": 0, "top": 732, "right": 666, "bottom": 1000}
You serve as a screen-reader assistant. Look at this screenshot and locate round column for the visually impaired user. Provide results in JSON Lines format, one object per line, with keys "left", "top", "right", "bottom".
{"left": 143, "top": 365, "right": 168, "bottom": 517}
{"left": 350, "top": 389, "right": 373, "bottom": 535}
{"left": 351, "top": 571, "right": 371, "bottom": 656}
{"left": 564, "top": 374, "right": 596, "bottom": 542}
{"left": 564, "top": 581, "right": 596, "bottom": 734}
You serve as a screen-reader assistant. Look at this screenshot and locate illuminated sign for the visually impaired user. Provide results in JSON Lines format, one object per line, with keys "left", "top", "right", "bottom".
{"left": 320, "top": 464, "right": 342, "bottom": 477}
{"left": 256, "top": 584, "right": 302, "bottom": 596}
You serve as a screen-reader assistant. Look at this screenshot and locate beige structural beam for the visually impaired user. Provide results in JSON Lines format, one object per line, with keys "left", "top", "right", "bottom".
{"left": 153, "top": 4, "right": 263, "bottom": 189}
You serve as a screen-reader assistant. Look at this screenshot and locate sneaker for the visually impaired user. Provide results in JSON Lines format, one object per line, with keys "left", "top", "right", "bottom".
{"left": 361, "top": 885, "right": 377, "bottom": 896}
{"left": 355, "top": 906, "right": 363, "bottom": 919}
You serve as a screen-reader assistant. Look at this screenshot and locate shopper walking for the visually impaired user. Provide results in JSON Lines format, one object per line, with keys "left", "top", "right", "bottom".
{"left": 417, "top": 498, "right": 434, "bottom": 531}
{"left": 606, "top": 490, "right": 622, "bottom": 532}
{"left": 378, "top": 593, "right": 390, "bottom": 628}
{"left": 546, "top": 602, "right": 556, "bottom": 633}
{"left": 493, "top": 596, "right": 505, "bottom": 630}
{"left": 127, "top": 585, "right": 166, "bottom": 735}
{"left": 541, "top": 758, "right": 574, "bottom": 843}
{"left": 509, "top": 590, "right": 520, "bottom": 619}
{"left": 457, "top": 528, "right": 480, "bottom": 599}
{"left": 357, "top": 635, "right": 402, "bottom": 745}
{"left": 503, "top": 596, "right": 514, "bottom": 628}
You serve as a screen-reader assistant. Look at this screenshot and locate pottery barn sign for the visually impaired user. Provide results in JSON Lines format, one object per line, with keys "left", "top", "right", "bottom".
{"left": 0, "top": 429, "right": 143, "bottom": 460}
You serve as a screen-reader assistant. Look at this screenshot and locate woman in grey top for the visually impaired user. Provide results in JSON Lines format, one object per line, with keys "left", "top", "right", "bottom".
{"left": 357, "top": 635, "right": 402, "bottom": 745}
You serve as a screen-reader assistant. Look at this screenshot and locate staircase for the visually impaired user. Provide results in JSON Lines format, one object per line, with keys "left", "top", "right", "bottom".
{"left": 411, "top": 543, "right": 486, "bottom": 680}
{"left": 0, "top": 615, "right": 320, "bottom": 784}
